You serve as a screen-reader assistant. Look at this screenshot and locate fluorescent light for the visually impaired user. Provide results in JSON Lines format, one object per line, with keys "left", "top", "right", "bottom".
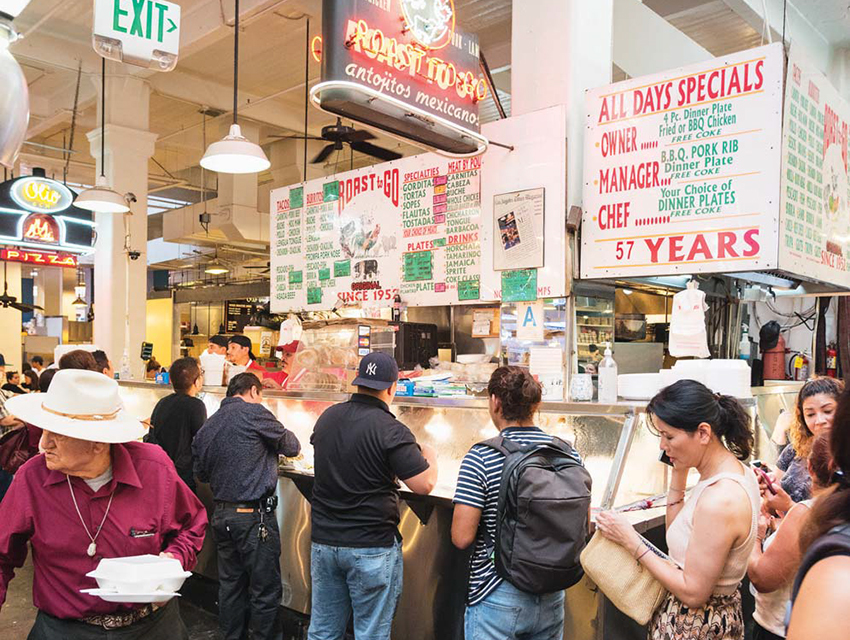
{"left": 204, "top": 262, "right": 229, "bottom": 275}
{"left": 74, "top": 176, "right": 129, "bottom": 213}
{"left": 200, "top": 124, "right": 270, "bottom": 174}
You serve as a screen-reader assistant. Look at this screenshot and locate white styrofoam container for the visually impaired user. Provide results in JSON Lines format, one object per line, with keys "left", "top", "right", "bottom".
{"left": 704, "top": 359, "right": 752, "bottom": 398}
{"left": 86, "top": 555, "right": 191, "bottom": 593}
{"left": 618, "top": 373, "right": 663, "bottom": 400}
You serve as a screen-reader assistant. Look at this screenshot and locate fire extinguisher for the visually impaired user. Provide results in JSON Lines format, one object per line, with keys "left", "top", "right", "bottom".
{"left": 826, "top": 344, "right": 838, "bottom": 378}
{"left": 792, "top": 352, "right": 810, "bottom": 381}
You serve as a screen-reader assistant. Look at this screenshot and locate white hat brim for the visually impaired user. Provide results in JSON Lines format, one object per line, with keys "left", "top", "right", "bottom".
{"left": 5, "top": 393, "right": 147, "bottom": 444}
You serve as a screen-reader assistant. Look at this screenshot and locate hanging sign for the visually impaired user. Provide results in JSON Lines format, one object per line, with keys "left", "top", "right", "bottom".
{"left": 581, "top": 43, "right": 784, "bottom": 278}
{"left": 0, "top": 248, "right": 78, "bottom": 268}
{"left": 22, "top": 214, "right": 60, "bottom": 244}
{"left": 92, "top": 0, "right": 181, "bottom": 71}
{"left": 270, "top": 152, "right": 482, "bottom": 312}
{"left": 313, "top": 0, "right": 487, "bottom": 156}
{"left": 778, "top": 47, "right": 850, "bottom": 287}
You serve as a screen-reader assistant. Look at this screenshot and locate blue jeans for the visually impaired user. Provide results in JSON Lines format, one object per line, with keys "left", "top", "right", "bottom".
{"left": 464, "top": 580, "right": 565, "bottom": 640}
{"left": 307, "top": 541, "right": 403, "bottom": 640}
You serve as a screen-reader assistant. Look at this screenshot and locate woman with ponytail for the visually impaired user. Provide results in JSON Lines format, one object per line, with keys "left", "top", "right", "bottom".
{"left": 787, "top": 389, "right": 850, "bottom": 638}
{"left": 596, "top": 380, "right": 760, "bottom": 639}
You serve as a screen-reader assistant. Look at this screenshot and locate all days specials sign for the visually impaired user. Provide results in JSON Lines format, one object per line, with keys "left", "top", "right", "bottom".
{"left": 778, "top": 47, "right": 850, "bottom": 287}
{"left": 581, "top": 43, "right": 784, "bottom": 278}
{"left": 269, "top": 153, "right": 482, "bottom": 312}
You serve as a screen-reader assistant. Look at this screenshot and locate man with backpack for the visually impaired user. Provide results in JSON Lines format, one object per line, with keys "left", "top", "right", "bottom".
{"left": 452, "top": 366, "right": 591, "bottom": 640}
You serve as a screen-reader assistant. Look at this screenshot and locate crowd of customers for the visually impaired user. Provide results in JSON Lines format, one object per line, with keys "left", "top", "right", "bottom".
{"left": 0, "top": 342, "right": 848, "bottom": 639}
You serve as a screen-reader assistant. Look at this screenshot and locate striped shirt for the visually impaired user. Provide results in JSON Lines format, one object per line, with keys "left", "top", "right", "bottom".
{"left": 453, "top": 426, "right": 581, "bottom": 605}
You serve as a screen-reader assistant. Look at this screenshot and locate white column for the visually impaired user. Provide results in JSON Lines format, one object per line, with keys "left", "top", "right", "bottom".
{"left": 0, "top": 262, "right": 22, "bottom": 369}
{"left": 511, "top": 0, "right": 613, "bottom": 210}
{"left": 88, "top": 65, "right": 156, "bottom": 380}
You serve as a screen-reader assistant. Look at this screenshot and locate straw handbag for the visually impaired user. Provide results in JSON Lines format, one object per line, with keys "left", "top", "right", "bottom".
{"left": 580, "top": 531, "right": 671, "bottom": 625}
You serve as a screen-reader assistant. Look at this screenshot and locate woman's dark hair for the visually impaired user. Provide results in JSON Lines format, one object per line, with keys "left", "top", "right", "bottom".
{"left": 58, "top": 350, "right": 99, "bottom": 371}
{"left": 227, "top": 372, "right": 262, "bottom": 398}
{"left": 38, "top": 368, "right": 57, "bottom": 393}
{"left": 170, "top": 357, "right": 201, "bottom": 393}
{"left": 487, "top": 366, "right": 542, "bottom": 423}
{"left": 647, "top": 379, "right": 753, "bottom": 460}
{"left": 23, "top": 370, "right": 38, "bottom": 389}
{"left": 146, "top": 358, "right": 161, "bottom": 373}
{"left": 801, "top": 388, "right": 850, "bottom": 552}
{"left": 808, "top": 431, "right": 834, "bottom": 489}
{"left": 21, "top": 362, "right": 32, "bottom": 373}
{"left": 791, "top": 377, "right": 844, "bottom": 459}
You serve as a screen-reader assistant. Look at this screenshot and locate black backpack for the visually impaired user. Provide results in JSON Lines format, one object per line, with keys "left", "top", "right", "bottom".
{"left": 480, "top": 435, "right": 592, "bottom": 594}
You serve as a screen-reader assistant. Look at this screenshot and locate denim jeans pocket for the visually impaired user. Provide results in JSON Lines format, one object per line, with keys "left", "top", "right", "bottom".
{"left": 354, "top": 547, "right": 395, "bottom": 593}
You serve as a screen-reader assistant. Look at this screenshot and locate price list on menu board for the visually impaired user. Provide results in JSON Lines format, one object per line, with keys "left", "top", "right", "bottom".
{"left": 270, "top": 154, "right": 482, "bottom": 312}
{"left": 777, "top": 48, "right": 850, "bottom": 287}
{"left": 581, "top": 43, "right": 784, "bottom": 278}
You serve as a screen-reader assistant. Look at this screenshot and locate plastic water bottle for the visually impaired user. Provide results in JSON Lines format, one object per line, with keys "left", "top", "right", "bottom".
{"left": 597, "top": 342, "right": 618, "bottom": 403}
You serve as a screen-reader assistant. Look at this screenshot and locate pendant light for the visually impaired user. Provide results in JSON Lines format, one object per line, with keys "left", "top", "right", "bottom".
{"left": 204, "top": 248, "right": 230, "bottom": 275}
{"left": 75, "top": 58, "right": 130, "bottom": 213}
{"left": 200, "top": 0, "right": 269, "bottom": 174}
{"left": 71, "top": 267, "right": 87, "bottom": 306}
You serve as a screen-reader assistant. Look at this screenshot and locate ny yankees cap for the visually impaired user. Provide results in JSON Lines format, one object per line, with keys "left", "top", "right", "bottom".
{"left": 352, "top": 352, "right": 399, "bottom": 390}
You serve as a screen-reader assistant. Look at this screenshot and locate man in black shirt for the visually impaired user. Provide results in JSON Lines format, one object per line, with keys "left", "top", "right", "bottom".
{"left": 193, "top": 373, "right": 301, "bottom": 640}
{"left": 2, "top": 371, "right": 27, "bottom": 395}
{"left": 308, "top": 352, "right": 438, "bottom": 640}
{"left": 145, "top": 357, "right": 206, "bottom": 491}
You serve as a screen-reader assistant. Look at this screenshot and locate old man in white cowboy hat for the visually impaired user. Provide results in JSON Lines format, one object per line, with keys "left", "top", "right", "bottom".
{"left": 0, "top": 369, "right": 208, "bottom": 638}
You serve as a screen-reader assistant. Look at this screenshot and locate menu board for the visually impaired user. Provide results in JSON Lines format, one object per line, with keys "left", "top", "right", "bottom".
{"left": 225, "top": 300, "right": 253, "bottom": 333}
{"left": 581, "top": 44, "right": 784, "bottom": 278}
{"left": 778, "top": 47, "right": 850, "bottom": 287}
{"left": 270, "top": 153, "right": 482, "bottom": 311}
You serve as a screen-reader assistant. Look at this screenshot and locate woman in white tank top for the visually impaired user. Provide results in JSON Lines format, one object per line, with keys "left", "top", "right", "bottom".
{"left": 597, "top": 380, "right": 760, "bottom": 640}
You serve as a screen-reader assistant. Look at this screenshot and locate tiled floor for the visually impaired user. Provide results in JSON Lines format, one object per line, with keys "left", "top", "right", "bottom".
{"left": 0, "top": 558, "right": 223, "bottom": 639}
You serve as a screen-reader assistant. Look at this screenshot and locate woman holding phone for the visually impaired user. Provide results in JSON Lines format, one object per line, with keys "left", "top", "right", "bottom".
{"left": 596, "top": 380, "right": 760, "bottom": 639}
{"left": 762, "top": 378, "right": 843, "bottom": 515}
{"left": 747, "top": 433, "right": 833, "bottom": 640}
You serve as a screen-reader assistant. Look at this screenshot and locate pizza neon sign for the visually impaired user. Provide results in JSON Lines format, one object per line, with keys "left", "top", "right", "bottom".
{"left": 0, "top": 248, "right": 78, "bottom": 268}
{"left": 10, "top": 177, "right": 74, "bottom": 213}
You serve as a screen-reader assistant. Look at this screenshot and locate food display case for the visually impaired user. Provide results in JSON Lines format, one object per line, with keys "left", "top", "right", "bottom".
{"left": 118, "top": 381, "right": 779, "bottom": 640}
{"left": 574, "top": 295, "right": 615, "bottom": 374}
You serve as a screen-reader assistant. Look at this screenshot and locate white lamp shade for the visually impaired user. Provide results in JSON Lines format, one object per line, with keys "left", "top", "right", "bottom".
{"left": 200, "top": 124, "right": 270, "bottom": 174}
{"left": 2, "top": 0, "right": 33, "bottom": 19}
{"left": 204, "top": 262, "right": 229, "bottom": 275}
{"left": 74, "top": 176, "right": 129, "bottom": 213}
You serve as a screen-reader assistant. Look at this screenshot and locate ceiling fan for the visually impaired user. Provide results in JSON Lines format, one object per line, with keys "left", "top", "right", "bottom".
{"left": 1, "top": 262, "right": 43, "bottom": 312}
{"left": 271, "top": 118, "right": 402, "bottom": 164}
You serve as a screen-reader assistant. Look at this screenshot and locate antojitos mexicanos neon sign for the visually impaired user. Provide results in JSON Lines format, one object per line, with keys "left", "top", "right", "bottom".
{"left": 312, "top": 12, "right": 487, "bottom": 104}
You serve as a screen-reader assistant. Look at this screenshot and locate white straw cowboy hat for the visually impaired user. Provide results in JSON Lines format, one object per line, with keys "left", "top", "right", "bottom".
{"left": 5, "top": 369, "right": 146, "bottom": 443}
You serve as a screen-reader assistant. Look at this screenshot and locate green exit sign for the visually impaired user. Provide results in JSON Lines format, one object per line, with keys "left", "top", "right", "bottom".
{"left": 93, "top": 0, "right": 181, "bottom": 71}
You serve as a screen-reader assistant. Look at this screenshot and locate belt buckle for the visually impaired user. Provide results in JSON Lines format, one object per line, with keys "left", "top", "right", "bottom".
{"left": 84, "top": 604, "right": 154, "bottom": 629}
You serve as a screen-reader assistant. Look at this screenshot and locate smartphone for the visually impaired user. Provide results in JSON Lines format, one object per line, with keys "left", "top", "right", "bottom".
{"left": 753, "top": 465, "right": 777, "bottom": 495}
{"left": 752, "top": 459, "right": 771, "bottom": 473}
{"left": 659, "top": 450, "right": 673, "bottom": 466}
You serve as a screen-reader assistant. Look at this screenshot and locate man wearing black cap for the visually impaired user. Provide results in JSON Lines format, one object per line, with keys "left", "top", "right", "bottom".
{"left": 225, "top": 335, "right": 266, "bottom": 384}
{"left": 307, "top": 352, "right": 438, "bottom": 640}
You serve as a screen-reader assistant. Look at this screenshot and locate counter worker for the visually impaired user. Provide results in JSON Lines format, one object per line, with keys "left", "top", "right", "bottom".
{"left": 145, "top": 357, "right": 207, "bottom": 492}
{"left": 31, "top": 356, "right": 45, "bottom": 376}
{"left": 226, "top": 335, "right": 265, "bottom": 384}
{"left": 199, "top": 335, "right": 229, "bottom": 386}
{"left": 0, "top": 369, "right": 208, "bottom": 638}
{"left": 307, "top": 352, "right": 439, "bottom": 640}
{"left": 262, "top": 340, "right": 299, "bottom": 390}
{"left": 192, "top": 372, "right": 301, "bottom": 640}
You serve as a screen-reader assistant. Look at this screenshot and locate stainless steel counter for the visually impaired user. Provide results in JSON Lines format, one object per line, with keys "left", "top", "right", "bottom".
{"left": 118, "top": 381, "right": 776, "bottom": 640}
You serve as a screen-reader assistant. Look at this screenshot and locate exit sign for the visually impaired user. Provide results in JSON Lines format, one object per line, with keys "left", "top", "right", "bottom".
{"left": 93, "top": 0, "right": 181, "bottom": 71}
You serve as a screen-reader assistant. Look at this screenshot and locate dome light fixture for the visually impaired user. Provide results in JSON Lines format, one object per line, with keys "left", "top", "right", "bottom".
{"left": 200, "top": 0, "right": 269, "bottom": 174}
{"left": 75, "top": 58, "right": 130, "bottom": 213}
{"left": 204, "top": 261, "right": 229, "bottom": 275}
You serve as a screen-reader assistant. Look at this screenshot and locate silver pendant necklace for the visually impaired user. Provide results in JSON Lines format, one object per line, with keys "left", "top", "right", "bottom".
{"left": 67, "top": 475, "right": 116, "bottom": 557}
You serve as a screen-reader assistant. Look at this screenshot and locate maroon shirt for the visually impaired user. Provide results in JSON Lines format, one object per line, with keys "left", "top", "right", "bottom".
{"left": 0, "top": 441, "right": 207, "bottom": 619}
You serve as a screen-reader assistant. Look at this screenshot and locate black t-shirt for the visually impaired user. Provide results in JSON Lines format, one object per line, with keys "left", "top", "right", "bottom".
{"left": 310, "top": 394, "right": 430, "bottom": 547}
{"left": 146, "top": 393, "right": 207, "bottom": 490}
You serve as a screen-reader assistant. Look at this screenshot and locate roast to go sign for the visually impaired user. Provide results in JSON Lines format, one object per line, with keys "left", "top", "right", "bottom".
{"left": 92, "top": 0, "right": 181, "bottom": 71}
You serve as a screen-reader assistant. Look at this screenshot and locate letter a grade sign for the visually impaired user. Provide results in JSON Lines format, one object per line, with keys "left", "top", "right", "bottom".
{"left": 93, "top": 0, "right": 181, "bottom": 71}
